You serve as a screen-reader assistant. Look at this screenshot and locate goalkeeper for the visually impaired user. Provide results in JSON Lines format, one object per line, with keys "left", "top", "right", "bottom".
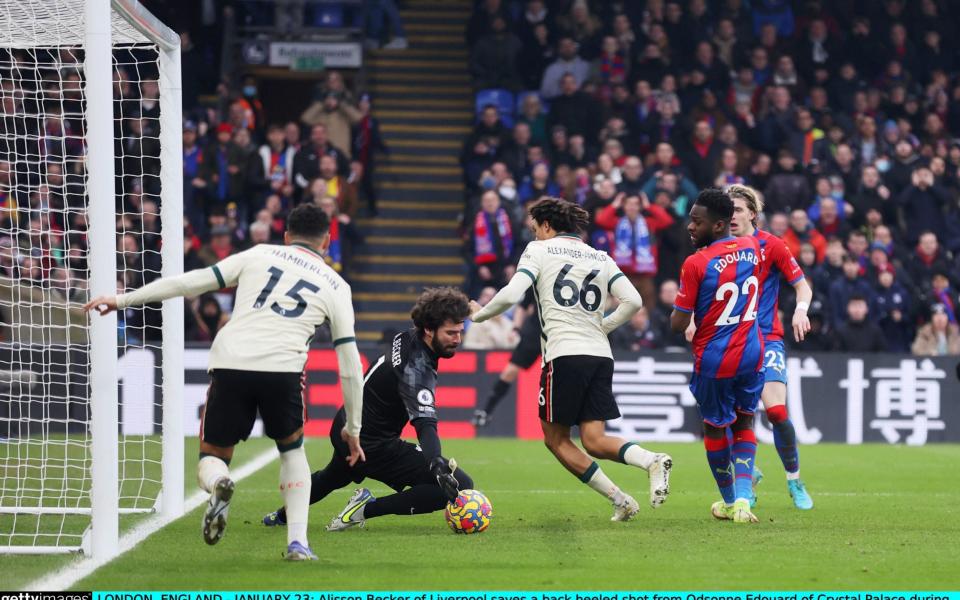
{"left": 84, "top": 204, "right": 363, "bottom": 561}
{"left": 263, "top": 287, "right": 474, "bottom": 531}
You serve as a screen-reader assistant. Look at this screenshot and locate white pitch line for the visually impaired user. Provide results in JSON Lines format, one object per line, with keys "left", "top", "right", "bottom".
{"left": 25, "top": 447, "right": 279, "bottom": 592}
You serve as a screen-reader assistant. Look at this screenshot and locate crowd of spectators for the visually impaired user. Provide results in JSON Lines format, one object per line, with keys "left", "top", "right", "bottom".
{"left": 460, "top": 0, "right": 960, "bottom": 357}
{"left": 0, "top": 33, "right": 384, "bottom": 345}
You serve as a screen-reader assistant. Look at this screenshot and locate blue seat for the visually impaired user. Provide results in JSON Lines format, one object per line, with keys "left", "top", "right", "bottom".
{"left": 475, "top": 89, "right": 515, "bottom": 127}
{"left": 307, "top": 4, "right": 344, "bottom": 28}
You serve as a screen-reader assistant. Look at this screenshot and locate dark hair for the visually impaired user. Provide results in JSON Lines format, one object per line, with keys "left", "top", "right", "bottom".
{"left": 693, "top": 187, "right": 734, "bottom": 222}
{"left": 286, "top": 203, "right": 330, "bottom": 239}
{"left": 410, "top": 287, "right": 471, "bottom": 333}
{"left": 848, "top": 293, "right": 868, "bottom": 304}
{"left": 529, "top": 196, "right": 590, "bottom": 234}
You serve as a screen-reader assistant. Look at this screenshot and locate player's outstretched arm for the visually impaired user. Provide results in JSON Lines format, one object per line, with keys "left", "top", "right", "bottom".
{"left": 602, "top": 274, "right": 643, "bottom": 334}
{"left": 335, "top": 340, "right": 365, "bottom": 466}
{"left": 470, "top": 271, "right": 532, "bottom": 323}
{"left": 83, "top": 267, "right": 223, "bottom": 315}
{"left": 791, "top": 278, "right": 813, "bottom": 342}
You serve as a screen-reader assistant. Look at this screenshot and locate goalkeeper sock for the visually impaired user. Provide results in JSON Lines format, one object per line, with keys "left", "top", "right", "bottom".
{"left": 363, "top": 485, "right": 445, "bottom": 518}
{"left": 279, "top": 445, "right": 311, "bottom": 547}
{"left": 767, "top": 404, "right": 800, "bottom": 478}
{"left": 484, "top": 378, "right": 511, "bottom": 413}
{"left": 731, "top": 428, "right": 758, "bottom": 501}
{"left": 618, "top": 442, "right": 656, "bottom": 470}
{"left": 579, "top": 461, "right": 623, "bottom": 501}
{"left": 197, "top": 455, "right": 229, "bottom": 493}
{"left": 704, "top": 435, "right": 735, "bottom": 504}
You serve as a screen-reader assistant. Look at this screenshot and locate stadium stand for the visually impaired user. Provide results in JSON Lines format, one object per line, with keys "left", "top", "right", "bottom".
{"left": 458, "top": 0, "right": 960, "bottom": 356}
{"left": 5, "top": 0, "right": 960, "bottom": 358}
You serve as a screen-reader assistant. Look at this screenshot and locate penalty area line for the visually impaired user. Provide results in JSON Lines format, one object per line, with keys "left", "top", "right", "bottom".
{"left": 24, "top": 447, "right": 280, "bottom": 592}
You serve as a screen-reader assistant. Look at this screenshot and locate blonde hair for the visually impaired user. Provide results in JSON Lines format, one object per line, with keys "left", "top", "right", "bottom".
{"left": 727, "top": 184, "right": 764, "bottom": 223}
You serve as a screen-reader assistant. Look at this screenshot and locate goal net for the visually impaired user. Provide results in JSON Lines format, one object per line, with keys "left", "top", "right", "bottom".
{"left": 0, "top": 0, "right": 182, "bottom": 556}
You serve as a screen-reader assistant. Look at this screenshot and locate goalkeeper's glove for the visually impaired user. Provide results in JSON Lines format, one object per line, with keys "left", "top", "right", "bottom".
{"left": 429, "top": 456, "right": 460, "bottom": 502}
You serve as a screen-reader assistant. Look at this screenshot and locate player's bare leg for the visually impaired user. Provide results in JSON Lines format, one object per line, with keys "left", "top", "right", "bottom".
{"left": 761, "top": 383, "right": 813, "bottom": 509}
{"left": 276, "top": 427, "right": 317, "bottom": 560}
{"left": 579, "top": 421, "right": 672, "bottom": 508}
{"left": 541, "top": 420, "right": 639, "bottom": 521}
{"left": 198, "top": 441, "right": 235, "bottom": 545}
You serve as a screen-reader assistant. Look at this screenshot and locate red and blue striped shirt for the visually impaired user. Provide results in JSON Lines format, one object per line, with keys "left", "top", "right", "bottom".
{"left": 675, "top": 236, "right": 765, "bottom": 378}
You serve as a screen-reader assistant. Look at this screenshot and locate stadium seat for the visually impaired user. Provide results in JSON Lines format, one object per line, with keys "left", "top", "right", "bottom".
{"left": 475, "top": 89, "right": 515, "bottom": 127}
{"left": 307, "top": 4, "right": 344, "bottom": 28}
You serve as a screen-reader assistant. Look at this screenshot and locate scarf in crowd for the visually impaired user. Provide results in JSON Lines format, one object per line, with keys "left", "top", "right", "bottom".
{"left": 917, "top": 244, "right": 938, "bottom": 267}
{"left": 474, "top": 208, "right": 513, "bottom": 265}
{"left": 357, "top": 115, "right": 372, "bottom": 165}
{"left": 801, "top": 128, "right": 824, "bottom": 165}
{"left": 614, "top": 215, "right": 656, "bottom": 274}
{"left": 269, "top": 148, "right": 288, "bottom": 186}
{"left": 599, "top": 51, "right": 626, "bottom": 83}
{"left": 934, "top": 289, "right": 957, "bottom": 323}
{"left": 216, "top": 147, "right": 230, "bottom": 201}
{"left": 327, "top": 218, "right": 342, "bottom": 272}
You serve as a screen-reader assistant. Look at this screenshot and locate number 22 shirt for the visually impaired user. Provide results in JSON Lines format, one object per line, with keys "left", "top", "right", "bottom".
{"left": 515, "top": 235, "right": 625, "bottom": 362}
{"left": 674, "top": 236, "right": 764, "bottom": 379}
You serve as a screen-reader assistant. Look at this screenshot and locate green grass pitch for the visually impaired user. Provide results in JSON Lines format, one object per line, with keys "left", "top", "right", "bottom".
{"left": 5, "top": 439, "right": 960, "bottom": 590}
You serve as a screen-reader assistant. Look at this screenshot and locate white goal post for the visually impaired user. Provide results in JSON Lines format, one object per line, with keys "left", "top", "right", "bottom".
{"left": 0, "top": 0, "right": 183, "bottom": 558}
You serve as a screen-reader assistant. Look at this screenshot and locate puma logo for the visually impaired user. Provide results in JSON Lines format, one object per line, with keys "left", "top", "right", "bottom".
{"left": 715, "top": 465, "right": 733, "bottom": 477}
{"left": 735, "top": 457, "right": 752, "bottom": 467}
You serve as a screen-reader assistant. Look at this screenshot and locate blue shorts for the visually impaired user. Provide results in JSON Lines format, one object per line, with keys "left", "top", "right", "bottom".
{"left": 689, "top": 370, "right": 764, "bottom": 428}
{"left": 762, "top": 339, "right": 788, "bottom": 385}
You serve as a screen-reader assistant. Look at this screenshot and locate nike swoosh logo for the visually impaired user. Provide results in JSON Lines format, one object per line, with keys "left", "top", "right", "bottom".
{"left": 341, "top": 497, "right": 367, "bottom": 523}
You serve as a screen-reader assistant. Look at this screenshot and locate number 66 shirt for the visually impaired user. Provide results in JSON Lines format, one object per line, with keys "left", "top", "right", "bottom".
{"left": 674, "top": 236, "right": 765, "bottom": 379}
{"left": 514, "top": 234, "right": 626, "bottom": 362}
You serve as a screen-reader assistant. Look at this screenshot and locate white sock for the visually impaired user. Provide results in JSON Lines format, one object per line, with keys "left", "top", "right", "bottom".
{"left": 622, "top": 443, "right": 657, "bottom": 470}
{"left": 279, "top": 445, "right": 311, "bottom": 547}
{"left": 583, "top": 463, "right": 621, "bottom": 501}
{"left": 197, "top": 455, "right": 229, "bottom": 493}
{"left": 786, "top": 471, "right": 800, "bottom": 481}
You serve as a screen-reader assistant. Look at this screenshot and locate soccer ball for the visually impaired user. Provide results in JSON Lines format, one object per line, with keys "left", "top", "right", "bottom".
{"left": 444, "top": 489, "right": 492, "bottom": 534}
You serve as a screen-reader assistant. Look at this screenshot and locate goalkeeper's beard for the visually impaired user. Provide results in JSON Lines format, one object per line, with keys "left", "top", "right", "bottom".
{"left": 431, "top": 336, "right": 458, "bottom": 359}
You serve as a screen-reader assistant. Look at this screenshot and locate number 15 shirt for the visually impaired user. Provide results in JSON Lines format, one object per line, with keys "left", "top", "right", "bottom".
{"left": 674, "top": 236, "right": 765, "bottom": 379}
{"left": 117, "top": 242, "right": 356, "bottom": 373}
{"left": 515, "top": 235, "right": 626, "bottom": 362}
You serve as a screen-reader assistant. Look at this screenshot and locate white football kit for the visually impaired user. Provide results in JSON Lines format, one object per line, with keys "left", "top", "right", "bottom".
{"left": 116, "top": 242, "right": 363, "bottom": 435}
{"left": 472, "top": 234, "right": 642, "bottom": 362}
